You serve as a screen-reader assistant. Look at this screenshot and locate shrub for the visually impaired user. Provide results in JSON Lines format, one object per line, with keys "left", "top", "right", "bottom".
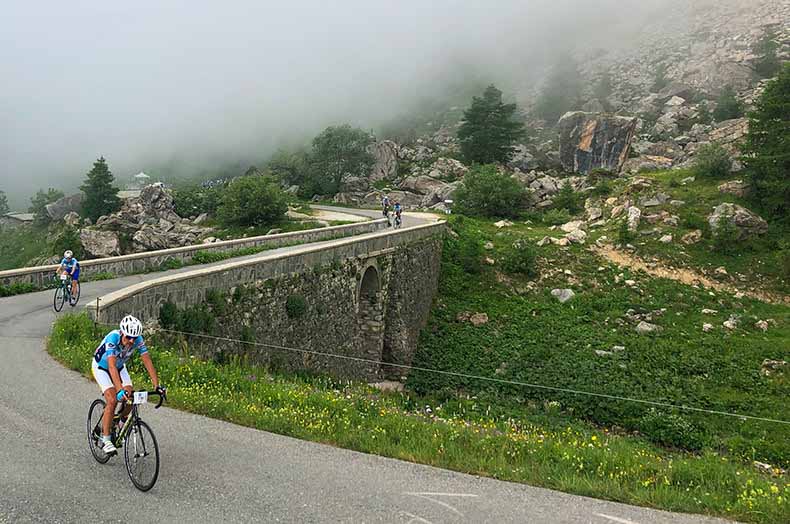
{"left": 592, "top": 179, "right": 613, "bottom": 197}
{"left": 50, "top": 227, "right": 85, "bottom": 260}
{"left": 285, "top": 295, "right": 307, "bottom": 319}
{"left": 205, "top": 289, "right": 227, "bottom": 316}
{"left": 160, "top": 258, "right": 184, "bottom": 271}
{"left": 159, "top": 302, "right": 180, "bottom": 329}
{"left": 158, "top": 301, "right": 215, "bottom": 334}
{"left": 712, "top": 86, "right": 743, "bottom": 122}
{"left": 217, "top": 175, "right": 287, "bottom": 227}
{"left": 638, "top": 410, "right": 706, "bottom": 451}
{"left": 651, "top": 63, "right": 669, "bottom": 92}
{"left": 0, "top": 282, "right": 39, "bottom": 297}
{"left": 618, "top": 220, "right": 635, "bottom": 244}
{"left": 501, "top": 240, "right": 537, "bottom": 277}
{"left": 173, "top": 185, "right": 224, "bottom": 218}
{"left": 588, "top": 168, "right": 614, "bottom": 184}
{"left": 444, "top": 218, "right": 484, "bottom": 275}
{"left": 692, "top": 144, "right": 731, "bottom": 178}
{"left": 711, "top": 217, "right": 740, "bottom": 254}
{"left": 552, "top": 183, "right": 583, "bottom": 215}
{"left": 542, "top": 208, "right": 571, "bottom": 226}
{"left": 455, "top": 165, "right": 526, "bottom": 218}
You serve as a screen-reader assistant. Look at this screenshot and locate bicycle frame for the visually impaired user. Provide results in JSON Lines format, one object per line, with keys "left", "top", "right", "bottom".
{"left": 112, "top": 391, "right": 165, "bottom": 447}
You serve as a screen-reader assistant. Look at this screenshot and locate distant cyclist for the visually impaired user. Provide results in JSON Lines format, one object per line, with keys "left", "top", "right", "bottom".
{"left": 393, "top": 201, "right": 402, "bottom": 228}
{"left": 56, "top": 250, "right": 80, "bottom": 299}
{"left": 381, "top": 195, "right": 391, "bottom": 215}
{"left": 92, "top": 315, "right": 165, "bottom": 454}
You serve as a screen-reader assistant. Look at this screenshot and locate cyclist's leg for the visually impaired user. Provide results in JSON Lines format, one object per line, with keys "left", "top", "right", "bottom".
{"left": 71, "top": 269, "right": 80, "bottom": 296}
{"left": 118, "top": 366, "right": 134, "bottom": 420}
{"left": 92, "top": 360, "right": 117, "bottom": 437}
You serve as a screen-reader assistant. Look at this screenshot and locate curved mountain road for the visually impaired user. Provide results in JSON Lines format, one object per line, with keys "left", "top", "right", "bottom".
{"left": 0, "top": 208, "right": 725, "bottom": 523}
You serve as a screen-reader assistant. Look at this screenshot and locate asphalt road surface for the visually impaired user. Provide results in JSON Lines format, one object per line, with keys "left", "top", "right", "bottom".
{"left": 0, "top": 208, "right": 728, "bottom": 523}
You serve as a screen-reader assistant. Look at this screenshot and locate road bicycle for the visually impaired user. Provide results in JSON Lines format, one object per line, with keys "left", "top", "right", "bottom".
{"left": 87, "top": 389, "right": 166, "bottom": 491}
{"left": 394, "top": 214, "right": 402, "bottom": 229}
{"left": 53, "top": 273, "right": 80, "bottom": 312}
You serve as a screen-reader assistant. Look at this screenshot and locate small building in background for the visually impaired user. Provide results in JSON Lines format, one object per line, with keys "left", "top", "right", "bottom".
{"left": 127, "top": 171, "right": 152, "bottom": 190}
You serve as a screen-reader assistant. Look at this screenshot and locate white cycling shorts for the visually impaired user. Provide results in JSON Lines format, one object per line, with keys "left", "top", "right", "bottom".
{"left": 91, "top": 359, "right": 132, "bottom": 392}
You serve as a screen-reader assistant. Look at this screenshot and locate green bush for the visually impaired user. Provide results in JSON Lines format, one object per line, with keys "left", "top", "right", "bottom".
{"left": 618, "top": 220, "right": 636, "bottom": 244}
{"left": 50, "top": 226, "right": 85, "bottom": 260}
{"left": 160, "top": 258, "right": 184, "bottom": 271}
{"left": 217, "top": 175, "right": 287, "bottom": 227}
{"left": 638, "top": 410, "right": 706, "bottom": 451}
{"left": 552, "top": 183, "right": 583, "bottom": 214}
{"left": 592, "top": 179, "right": 613, "bottom": 197}
{"left": 444, "top": 218, "right": 484, "bottom": 275}
{"left": 455, "top": 165, "right": 526, "bottom": 218}
{"left": 588, "top": 168, "right": 614, "bottom": 184}
{"left": 158, "top": 301, "right": 215, "bottom": 334}
{"left": 0, "top": 282, "right": 39, "bottom": 297}
{"left": 692, "top": 144, "right": 732, "bottom": 178}
{"left": 285, "top": 295, "right": 307, "bottom": 319}
{"left": 501, "top": 240, "right": 537, "bottom": 277}
{"left": 542, "top": 208, "right": 571, "bottom": 226}
{"left": 159, "top": 302, "right": 180, "bottom": 329}
{"left": 713, "top": 86, "right": 743, "bottom": 122}
{"left": 173, "top": 185, "right": 224, "bottom": 218}
{"left": 711, "top": 217, "right": 740, "bottom": 253}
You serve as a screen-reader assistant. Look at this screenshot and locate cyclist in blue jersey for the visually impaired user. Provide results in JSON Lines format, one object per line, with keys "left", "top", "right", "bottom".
{"left": 56, "top": 250, "right": 80, "bottom": 298}
{"left": 92, "top": 315, "right": 164, "bottom": 454}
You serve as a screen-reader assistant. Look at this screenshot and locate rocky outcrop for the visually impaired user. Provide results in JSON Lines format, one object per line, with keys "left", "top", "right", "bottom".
{"left": 46, "top": 193, "right": 84, "bottom": 221}
{"left": 89, "top": 183, "right": 212, "bottom": 253}
{"left": 80, "top": 229, "right": 120, "bottom": 258}
{"left": 718, "top": 180, "right": 750, "bottom": 198}
{"left": 369, "top": 141, "right": 399, "bottom": 181}
{"left": 557, "top": 112, "right": 638, "bottom": 174}
{"left": 708, "top": 203, "right": 768, "bottom": 239}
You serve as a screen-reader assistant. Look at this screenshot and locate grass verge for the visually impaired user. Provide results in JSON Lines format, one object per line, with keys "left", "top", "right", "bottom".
{"left": 49, "top": 313, "right": 788, "bottom": 523}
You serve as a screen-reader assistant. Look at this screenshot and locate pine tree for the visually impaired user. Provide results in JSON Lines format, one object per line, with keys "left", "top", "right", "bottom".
{"left": 458, "top": 85, "right": 526, "bottom": 164}
{"left": 742, "top": 63, "right": 790, "bottom": 221}
{"left": 80, "top": 157, "right": 120, "bottom": 221}
{"left": 0, "top": 190, "right": 8, "bottom": 216}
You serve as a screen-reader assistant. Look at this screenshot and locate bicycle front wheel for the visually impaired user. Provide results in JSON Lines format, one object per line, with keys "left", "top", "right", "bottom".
{"left": 87, "top": 399, "right": 111, "bottom": 464}
{"left": 53, "top": 285, "right": 66, "bottom": 312}
{"left": 124, "top": 420, "right": 160, "bottom": 491}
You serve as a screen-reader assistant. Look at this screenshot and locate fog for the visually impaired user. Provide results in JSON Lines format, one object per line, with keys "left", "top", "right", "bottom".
{"left": 0, "top": 0, "right": 668, "bottom": 208}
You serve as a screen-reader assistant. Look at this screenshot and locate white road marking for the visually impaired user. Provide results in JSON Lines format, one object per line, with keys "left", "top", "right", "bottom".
{"left": 399, "top": 511, "right": 434, "bottom": 524}
{"left": 403, "top": 492, "right": 479, "bottom": 518}
{"left": 595, "top": 514, "right": 640, "bottom": 524}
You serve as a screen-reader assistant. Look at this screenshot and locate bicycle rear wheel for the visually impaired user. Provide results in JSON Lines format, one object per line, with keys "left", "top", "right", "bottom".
{"left": 69, "top": 281, "right": 80, "bottom": 306}
{"left": 87, "top": 399, "right": 111, "bottom": 464}
{"left": 53, "top": 285, "right": 66, "bottom": 312}
{"left": 124, "top": 420, "right": 160, "bottom": 491}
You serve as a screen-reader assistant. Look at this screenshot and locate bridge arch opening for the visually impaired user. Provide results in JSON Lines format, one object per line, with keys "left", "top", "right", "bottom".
{"left": 359, "top": 265, "right": 380, "bottom": 304}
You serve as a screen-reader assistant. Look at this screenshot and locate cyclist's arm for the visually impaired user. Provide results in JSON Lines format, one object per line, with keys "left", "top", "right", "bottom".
{"left": 140, "top": 352, "right": 159, "bottom": 390}
{"left": 107, "top": 355, "right": 124, "bottom": 392}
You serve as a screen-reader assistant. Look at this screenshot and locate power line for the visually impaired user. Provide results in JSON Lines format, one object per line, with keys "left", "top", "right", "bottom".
{"left": 156, "top": 327, "right": 790, "bottom": 426}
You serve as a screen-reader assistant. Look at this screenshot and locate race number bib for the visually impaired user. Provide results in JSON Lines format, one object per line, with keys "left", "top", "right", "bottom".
{"left": 133, "top": 391, "right": 148, "bottom": 405}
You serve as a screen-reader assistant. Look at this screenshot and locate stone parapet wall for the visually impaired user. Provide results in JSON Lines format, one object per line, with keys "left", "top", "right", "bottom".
{"left": 89, "top": 222, "right": 445, "bottom": 381}
{"left": 0, "top": 219, "right": 387, "bottom": 289}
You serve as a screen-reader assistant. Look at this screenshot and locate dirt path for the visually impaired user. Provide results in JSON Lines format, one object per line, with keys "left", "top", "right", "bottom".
{"left": 593, "top": 245, "right": 789, "bottom": 305}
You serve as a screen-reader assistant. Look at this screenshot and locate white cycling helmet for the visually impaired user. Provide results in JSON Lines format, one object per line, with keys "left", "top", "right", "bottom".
{"left": 64, "top": 250, "right": 73, "bottom": 259}
{"left": 119, "top": 315, "right": 143, "bottom": 337}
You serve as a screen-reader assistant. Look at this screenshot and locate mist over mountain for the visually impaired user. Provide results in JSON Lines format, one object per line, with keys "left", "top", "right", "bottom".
{"left": 0, "top": 0, "right": 678, "bottom": 208}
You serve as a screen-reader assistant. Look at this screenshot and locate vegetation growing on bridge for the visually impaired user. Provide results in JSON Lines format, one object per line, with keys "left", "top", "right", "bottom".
{"left": 49, "top": 314, "right": 787, "bottom": 523}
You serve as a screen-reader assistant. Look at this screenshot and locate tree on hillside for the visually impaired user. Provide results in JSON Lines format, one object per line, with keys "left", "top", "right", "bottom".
{"left": 713, "top": 86, "right": 744, "bottom": 122}
{"left": 534, "top": 55, "right": 583, "bottom": 124}
{"left": 594, "top": 70, "right": 614, "bottom": 107}
{"left": 651, "top": 62, "right": 670, "bottom": 93}
{"left": 80, "top": 157, "right": 120, "bottom": 222}
{"left": 455, "top": 164, "right": 525, "bottom": 218}
{"left": 308, "top": 125, "right": 375, "bottom": 195}
{"left": 753, "top": 29, "right": 781, "bottom": 79}
{"left": 217, "top": 174, "right": 287, "bottom": 227}
{"left": 29, "top": 188, "right": 64, "bottom": 225}
{"left": 267, "top": 148, "right": 310, "bottom": 188}
{"left": 457, "top": 85, "right": 526, "bottom": 165}
{"left": 0, "top": 190, "right": 8, "bottom": 216}
{"left": 742, "top": 63, "right": 790, "bottom": 221}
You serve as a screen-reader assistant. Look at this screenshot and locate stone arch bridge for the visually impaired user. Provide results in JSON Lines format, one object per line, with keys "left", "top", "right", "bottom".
{"left": 89, "top": 218, "right": 445, "bottom": 381}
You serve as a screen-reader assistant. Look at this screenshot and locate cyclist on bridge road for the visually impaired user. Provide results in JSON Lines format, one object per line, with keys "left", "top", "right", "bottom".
{"left": 56, "top": 250, "right": 80, "bottom": 298}
{"left": 92, "top": 315, "right": 165, "bottom": 454}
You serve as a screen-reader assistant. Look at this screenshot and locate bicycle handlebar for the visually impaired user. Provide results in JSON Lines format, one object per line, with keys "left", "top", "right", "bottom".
{"left": 119, "top": 390, "right": 167, "bottom": 409}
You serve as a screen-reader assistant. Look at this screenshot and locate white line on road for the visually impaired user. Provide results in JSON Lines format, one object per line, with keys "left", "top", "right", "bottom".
{"left": 595, "top": 513, "right": 640, "bottom": 524}
{"left": 404, "top": 492, "right": 479, "bottom": 517}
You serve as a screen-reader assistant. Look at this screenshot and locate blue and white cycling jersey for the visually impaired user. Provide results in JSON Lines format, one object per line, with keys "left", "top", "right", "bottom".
{"left": 60, "top": 257, "right": 79, "bottom": 271}
{"left": 94, "top": 330, "right": 148, "bottom": 370}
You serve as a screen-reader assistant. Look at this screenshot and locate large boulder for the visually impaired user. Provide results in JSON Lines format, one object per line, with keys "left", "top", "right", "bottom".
{"left": 557, "top": 112, "right": 638, "bottom": 174}
{"left": 137, "top": 183, "right": 180, "bottom": 222}
{"left": 708, "top": 203, "right": 768, "bottom": 240}
{"left": 369, "top": 141, "right": 399, "bottom": 181}
{"left": 427, "top": 157, "right": 468, "bottom": 180}
{"left": 400, "top": 175, "right": 448, "bottom": 195}
{"left": 340, "top": 176, "right": 370, "bottom": 193}
{"left": 80, "top": 229, "right": 121, "bottom": 258}
{"left": 46, "top": 193, "right": 84, "bottom": 221}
